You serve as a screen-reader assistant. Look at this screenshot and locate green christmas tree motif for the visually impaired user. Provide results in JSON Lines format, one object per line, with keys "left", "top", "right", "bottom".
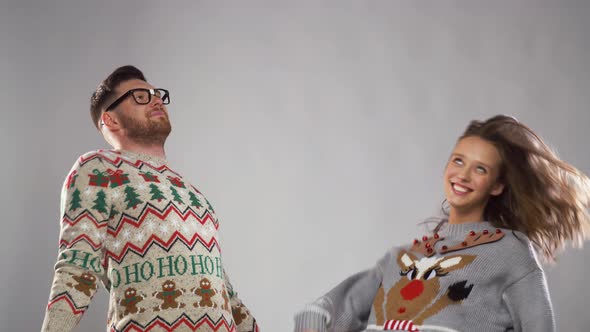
{"left": 205, "top": 199, "right": 215, "bottom": 213}
{"left": 149, "top": 183, "right": 166, "bottom": 202}
{"left": 69, "top": 188, "right": 82, "bottom": 211}
{"left": 188, "top": 191, "right": 203, "bottom": 209}
{"left": 92, "top": 190, "right": 108, "bottom": 214}
{"left": 170, "top": 186, "right": 184, "bottom": 205}
{"left": 108, "top": 205, "right": 119, "bottom": 220}
{"left": 123, "top": 185, "right": 143, "bottom": 209}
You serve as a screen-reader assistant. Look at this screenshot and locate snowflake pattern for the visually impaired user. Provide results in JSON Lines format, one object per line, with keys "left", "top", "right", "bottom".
{"left": 181, "top": 224, "right": 190, "bottom": 234}
{"left": 121, "top": 229, "right": 131, "bottom": 240}
{"left": 145, "top": 219, "right": 156, "bottom": 231}
{"left": 200, "top": 226, "right": 210, "bottom": 237}
{"left": 135, "top": 232, "right": 145, "bottom": 242}
{"left": 204, "top": 224, "right": 217, "bottom": 237}
{"left": 93, "top": 231, "right": 103, "bottom": 241}
{"left": 111, "top": 189, "right": 122, "bottom": 199}
{"left": 159, "top": 224, "right": 169, "bottom": 235}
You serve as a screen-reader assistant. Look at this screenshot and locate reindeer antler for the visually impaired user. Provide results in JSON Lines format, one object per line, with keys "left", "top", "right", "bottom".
{"left": 439, "top": 229, "right": 504, "bottom": 254}
{"left": 410, "top": 233, "right": 445, "bottom": 257}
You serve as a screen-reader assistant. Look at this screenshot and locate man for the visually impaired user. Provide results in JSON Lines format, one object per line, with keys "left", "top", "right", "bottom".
{"left": 41, "top": 66, "right": 259, "bottom": 332}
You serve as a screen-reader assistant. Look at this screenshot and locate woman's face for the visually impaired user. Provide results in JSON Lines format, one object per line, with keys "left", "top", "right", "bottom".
{"left": 443, "top": 136, "right": 504, "bottom": 220}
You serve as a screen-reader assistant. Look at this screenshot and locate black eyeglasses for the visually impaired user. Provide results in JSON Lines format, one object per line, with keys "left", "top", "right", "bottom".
{"left": 105, "top": 88, "right": 170, "bottom": 111}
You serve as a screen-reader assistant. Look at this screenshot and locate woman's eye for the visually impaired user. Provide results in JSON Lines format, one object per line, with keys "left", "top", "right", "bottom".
{"left": 476, "top": 166, "right": 487, "bottom": 174}
{"left": 453, "top": 158, "right": 463, "bottom": 165}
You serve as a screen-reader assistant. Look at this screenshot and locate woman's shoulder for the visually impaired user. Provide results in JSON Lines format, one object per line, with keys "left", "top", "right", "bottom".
{"left": 490, "top": 228, "right": 544, "bottom": 277}
{"left": 500, "top": 229, "right": 539, "bottom": 259}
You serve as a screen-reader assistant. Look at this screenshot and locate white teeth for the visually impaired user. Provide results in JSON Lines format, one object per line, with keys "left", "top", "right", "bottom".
{"left": 453, "top": 184, "right": 469, "bottom": 193}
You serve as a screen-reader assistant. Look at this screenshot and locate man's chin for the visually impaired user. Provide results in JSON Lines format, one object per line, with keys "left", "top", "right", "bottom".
{"left": 126, "top": 127, "right": 171, "bottom": 145}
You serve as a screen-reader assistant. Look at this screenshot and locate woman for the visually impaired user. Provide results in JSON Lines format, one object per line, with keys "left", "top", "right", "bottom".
{"left": 294, "top": 115, "right": 590, "bottom": 332}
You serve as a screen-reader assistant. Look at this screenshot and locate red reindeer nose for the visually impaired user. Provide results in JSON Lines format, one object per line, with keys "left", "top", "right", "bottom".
{"left": 400, "top": 280, "right": 424, "bottom": 300}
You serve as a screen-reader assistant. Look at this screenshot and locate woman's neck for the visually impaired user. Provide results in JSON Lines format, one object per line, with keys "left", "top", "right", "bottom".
{"left": 448, "top": 208, "right": 484, "bottom": 225}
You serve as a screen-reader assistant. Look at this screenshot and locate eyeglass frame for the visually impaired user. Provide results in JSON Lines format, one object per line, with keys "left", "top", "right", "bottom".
{"left": 104, "top": 88, "right": 170, "bottom": 112}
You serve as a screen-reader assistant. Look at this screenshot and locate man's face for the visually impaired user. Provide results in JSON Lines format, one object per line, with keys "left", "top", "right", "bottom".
{"left": 106, "top": 79, "right": 171, "bottom": 145}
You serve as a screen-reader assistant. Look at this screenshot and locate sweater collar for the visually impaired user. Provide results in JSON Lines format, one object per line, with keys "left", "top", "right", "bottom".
{"left": 114, "top": 149, "right": 168, "bottom": 165}
{"left": 437, "top": 219, "right": 496, "bottom": 240}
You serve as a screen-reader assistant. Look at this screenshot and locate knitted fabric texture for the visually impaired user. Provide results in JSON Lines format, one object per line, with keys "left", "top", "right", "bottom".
{"left": 294, "top": 221, "right": 555, "bottom": 332}
{"left": 42, "top": 149, "right": 258, "bottom": 332}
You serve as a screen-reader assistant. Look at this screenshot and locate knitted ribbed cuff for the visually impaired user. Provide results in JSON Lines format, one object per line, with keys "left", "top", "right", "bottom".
{"left": 41, "top": 309, "right": 82, "bottom": 332}
{"left": 294, "top": 305, "right": 330, "bottom": 332}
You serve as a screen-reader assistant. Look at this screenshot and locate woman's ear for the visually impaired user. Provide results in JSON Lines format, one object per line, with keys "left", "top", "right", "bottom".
{"left": 491, "top": 182, "right": 505, "bottom": 196}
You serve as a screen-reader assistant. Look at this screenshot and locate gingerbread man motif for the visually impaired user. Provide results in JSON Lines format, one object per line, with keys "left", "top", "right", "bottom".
{"left": 152, "top": 280, "right": 186, "bottom": 311}
{"left": 232, "top": 302, "right": 249, "bottom": 326}
{"left": 66, "top": 271, "right": 97, "bottom": 297}
{"left": 192, "top": 277, "right": 217, "bottom": 308}
{"left": 220, "top": 284, "right": 230, "bottom": 311}
{"left": 119, "top": 287, "right": 146, "bottom": 318}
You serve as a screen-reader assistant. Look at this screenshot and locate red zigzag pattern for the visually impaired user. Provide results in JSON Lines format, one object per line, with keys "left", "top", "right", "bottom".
{"left": 47, "top": 293, "right": 87, "bottom": 315}
{"left": 104, "top": 230, "right": 220, "bottom": 265}
{"left": 111, "top": 315, "right": 236, "bottom": 332}
{"left": 60, "top": 230, "right": 220, "bottom": 265}
{"left": 62, "top": 204, "right": 218, "bottom": 237}
{"left": 78, "top": 150, "right": 182, "bottom": 177}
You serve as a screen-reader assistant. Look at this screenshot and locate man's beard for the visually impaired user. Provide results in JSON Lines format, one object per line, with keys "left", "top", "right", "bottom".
{"left": 119, "top": 112, "right": 172, "bottom": 146}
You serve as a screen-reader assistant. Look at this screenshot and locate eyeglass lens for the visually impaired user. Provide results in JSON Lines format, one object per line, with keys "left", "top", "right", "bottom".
{"left": 131, "top": 89, "right": 169, "bottom": 105}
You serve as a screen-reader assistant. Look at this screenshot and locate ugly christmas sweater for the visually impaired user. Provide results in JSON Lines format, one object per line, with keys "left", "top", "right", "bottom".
{"left": 294, "top": 221, "right": 555, "bottom": 332}
{"left": 42, "top": 149, "right": 259, "bottom": 332}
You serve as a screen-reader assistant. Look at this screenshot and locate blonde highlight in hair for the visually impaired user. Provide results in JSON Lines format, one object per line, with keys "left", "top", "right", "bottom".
{"left": 460, "top": 115, "right": 590, "bottom": 261}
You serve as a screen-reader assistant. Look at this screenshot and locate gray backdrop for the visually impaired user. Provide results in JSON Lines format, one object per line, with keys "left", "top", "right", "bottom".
{"left": 1, "top": 1, "right": 589, "bottom": 331}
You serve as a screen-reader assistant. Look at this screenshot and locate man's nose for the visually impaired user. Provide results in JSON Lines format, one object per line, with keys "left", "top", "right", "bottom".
{"left": 150, "top": 95, "right": 163, "bottom": 106}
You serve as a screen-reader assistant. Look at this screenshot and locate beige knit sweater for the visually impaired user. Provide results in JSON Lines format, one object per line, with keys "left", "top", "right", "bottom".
{"left": 42, "top": 149, "right": 258, "bottom": 332}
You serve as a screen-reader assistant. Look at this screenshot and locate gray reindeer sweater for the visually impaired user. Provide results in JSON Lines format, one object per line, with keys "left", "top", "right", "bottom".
{"left": 294, "top": 221, "right": 555, "bottom": 332}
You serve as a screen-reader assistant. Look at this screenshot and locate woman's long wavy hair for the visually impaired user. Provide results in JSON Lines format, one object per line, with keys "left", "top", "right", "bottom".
{"left": 455, "top": 115, "right": 590, "bottom": 261}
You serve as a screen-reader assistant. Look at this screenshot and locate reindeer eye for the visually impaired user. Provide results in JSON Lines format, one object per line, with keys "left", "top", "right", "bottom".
{"left": 399, "top": 269, "right": 416, "bottom": 280}
{"left": 424, "top": 269, "right": 437, "bottom": 280}
{"left": 406, "top": 268, "right": 417, "bottom": 280}
{"left": 400, "top": 267, "right": 418, "bottom": 280}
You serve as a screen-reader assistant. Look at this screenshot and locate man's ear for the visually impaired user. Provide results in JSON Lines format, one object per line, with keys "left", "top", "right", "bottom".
{"left": 100, "top": 112, "right": 119, "bottom": 130}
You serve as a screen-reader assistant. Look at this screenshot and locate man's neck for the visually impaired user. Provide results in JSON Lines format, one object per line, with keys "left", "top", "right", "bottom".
{"left": 114, "top": 142, "right": 166, "bottom": 159}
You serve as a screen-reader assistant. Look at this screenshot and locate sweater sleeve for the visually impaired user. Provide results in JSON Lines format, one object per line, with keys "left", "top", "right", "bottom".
{"left": 293, "top": 250, "right": 392, "bottom": 332}
{"left": 41, "top": 155, "right": 111, "bottom": 332}
{"left": 502, "top": 268, "right": 556, "bottom": 332}
{"left": 223, "top": 269, "right": 260, "bottom": 332}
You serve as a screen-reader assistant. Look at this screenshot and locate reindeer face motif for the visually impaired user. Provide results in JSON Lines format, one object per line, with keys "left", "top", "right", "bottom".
{"left": 376, "top": 250, "right": 476, "bottom": 325}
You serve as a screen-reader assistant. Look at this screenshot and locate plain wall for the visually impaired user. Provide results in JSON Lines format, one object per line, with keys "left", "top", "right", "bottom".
{"left": 1, "top": 1, "right": 589, "bottom": 331}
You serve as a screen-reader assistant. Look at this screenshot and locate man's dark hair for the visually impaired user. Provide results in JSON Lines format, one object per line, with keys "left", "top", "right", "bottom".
{"left": 90, "top": 65, "right": 147, "bottom": 129}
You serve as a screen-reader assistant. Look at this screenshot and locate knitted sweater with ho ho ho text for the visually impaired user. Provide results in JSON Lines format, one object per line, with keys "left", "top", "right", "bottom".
{"left": 42, "top": 149, "right": 258, "bottom": 332}
{"left": 294, "top": 221, "right": 555, "bottom": 332}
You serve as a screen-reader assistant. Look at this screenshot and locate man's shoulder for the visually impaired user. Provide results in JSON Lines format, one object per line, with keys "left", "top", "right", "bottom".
{"left": 78, "top": 148, "right": 119, "bottom": 159}
{"left": 70, "top": 149, "right": 119, "bottom": 169}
